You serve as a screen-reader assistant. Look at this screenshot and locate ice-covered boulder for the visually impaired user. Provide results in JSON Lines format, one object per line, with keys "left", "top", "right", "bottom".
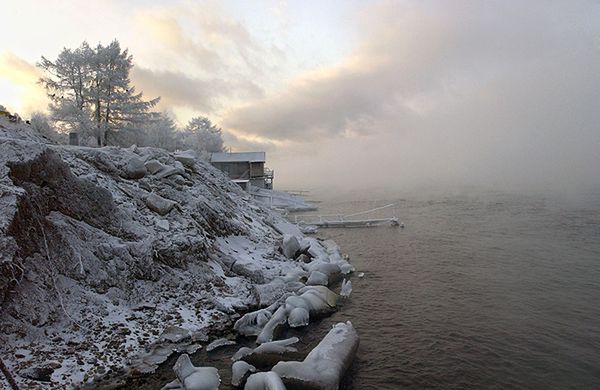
{"left": 231, "top": 361, "right": 256, "bottom": 387}
{"left": 281, "top": 234, "right": 301, "bottom": 259}
{"left": 146, "top": 192, "right": 177, "bottom": 215}
{"left": 305, "top": 238, "right": 329, "bottom": 262}
{"left": 233, "top": 337, "right": 299, "bottom": 368}
{"left": 306, "top": 270, "right": 329, "bottom": 286}
{"left": 123, "top": 156, "right": 147, "bottom": 179}
{"left": 288, "top": 307, "right": 309, "bottom": 328}
{"left": 304, "top": 261, "right": 342, "bottom": 284}
{"left": 206, "top": 338, "right": 236, "bottom": 352}
{"left": 295, "top": 286, "right": 338, "bottom": 316}
{"left": 272, "top": 322, "right": 359, "bottom": 390}
{"left": 256, "top": 306, "right": 288, "bottom": 344}
{"left": 244, "top": 371, "right": 286, "bottom": 390}
{"left": 234, "top": 309, "right": 273, "bottom": 337}
{"left": 172, "top": 354, "right": 220, "bottom": 390}
{"left": 321, "top": 239, "right": 340, "bottom": 254}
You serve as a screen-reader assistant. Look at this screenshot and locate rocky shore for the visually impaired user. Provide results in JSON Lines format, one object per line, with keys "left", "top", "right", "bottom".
{"left": 0, "top": 119, "right": 357, "bottom": 389}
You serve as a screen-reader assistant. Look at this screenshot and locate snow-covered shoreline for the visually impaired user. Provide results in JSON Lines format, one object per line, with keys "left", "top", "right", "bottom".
{"left": 0, "top": 119, "right": 357, "bottom": 389}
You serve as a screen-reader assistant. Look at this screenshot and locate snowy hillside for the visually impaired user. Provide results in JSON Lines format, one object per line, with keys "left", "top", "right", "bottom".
{"left": 0, "top": 118, "right": 348, "bottom": 389}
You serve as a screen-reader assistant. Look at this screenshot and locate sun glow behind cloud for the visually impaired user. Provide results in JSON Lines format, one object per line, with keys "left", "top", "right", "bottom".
{"left": 1, "top": 0, "right": 600, "bottom": 193}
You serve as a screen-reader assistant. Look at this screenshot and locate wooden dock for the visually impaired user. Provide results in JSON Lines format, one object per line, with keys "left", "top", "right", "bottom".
{"left": 294, "top": 204, "right": 402, "bottom": 230}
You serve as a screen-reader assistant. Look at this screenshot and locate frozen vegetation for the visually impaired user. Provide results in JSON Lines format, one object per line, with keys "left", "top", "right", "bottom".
{"left": 0, "top": 118, "right": 360, "bottom": 389}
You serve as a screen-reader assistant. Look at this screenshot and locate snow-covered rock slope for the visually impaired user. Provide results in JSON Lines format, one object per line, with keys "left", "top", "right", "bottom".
{"left": 0, "top": 119, "right": 323, "bottom": 388}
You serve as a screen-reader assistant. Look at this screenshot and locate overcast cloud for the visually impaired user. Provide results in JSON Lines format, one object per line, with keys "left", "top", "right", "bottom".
{"left": 223, "top": 1, "right": 600, "bottom": 192}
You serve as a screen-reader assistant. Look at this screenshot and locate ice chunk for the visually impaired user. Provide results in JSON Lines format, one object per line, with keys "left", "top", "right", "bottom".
{"left": 244, "top": 371, "right": 286, "bottom": 390}
{"left": 231, "top": 361, "right": 256, "bottom": 387}
{"left": 272, "top": 322, "right": 359, "bottom": 390}
{"left": 340, "top": 279, "right": 352, "bottom": 298}
{"left": 288, "top": 307, "right": 309, "bottom": 328}
{"left": 234, "top": 309, "right": 273, "bottom": 337}
{"left": 206, "top": 338, "right": 236, "bottom": 352}
{"left": 172, "top": 354, "right": 220, "bottom": 390}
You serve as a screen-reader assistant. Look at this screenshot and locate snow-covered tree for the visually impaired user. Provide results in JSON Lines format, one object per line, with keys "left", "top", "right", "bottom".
{"left": 38, "top": 40, "right": 159, "bottom": 147}
{"left": 29, "top": 111, "right": 62, "bottom": 142}
{"left": 141, "top": 112, "right": 179, "bottom": 151}
{"left": 179, "top": 116, "right": 225, "bottom": 154}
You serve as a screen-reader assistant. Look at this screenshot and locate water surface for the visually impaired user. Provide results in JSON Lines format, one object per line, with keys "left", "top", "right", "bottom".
{"left": 311, "top": 190, "right": 600, "bottom": 389}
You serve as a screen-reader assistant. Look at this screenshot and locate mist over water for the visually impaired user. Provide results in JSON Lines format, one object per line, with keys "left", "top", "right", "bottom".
{"left": 307, "top": 189, "right": 600, "bottom": 388}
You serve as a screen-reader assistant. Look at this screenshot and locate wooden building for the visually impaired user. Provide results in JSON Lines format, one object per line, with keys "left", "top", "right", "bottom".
{"left": 210, "top": 152, "right": 274, "bottom": 190}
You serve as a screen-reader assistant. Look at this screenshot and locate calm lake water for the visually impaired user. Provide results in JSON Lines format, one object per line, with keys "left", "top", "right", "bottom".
{"left": 137, "top": 190, "right": 600, "bottom": 389}
{"left": 308, "top": 190, "right": 600, "bottom": 389}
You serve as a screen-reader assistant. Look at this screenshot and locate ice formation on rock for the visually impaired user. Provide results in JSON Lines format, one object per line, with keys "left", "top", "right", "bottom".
{"left": 170, "top": 354, "right": 220, "bottom": 390}
{"left": 206, "top": 338, "right": 236, "bottom": 352}
{"left": 231, "top": 360, "right": 256, "bottom": 387}
{"left": 244, "top": 371, "right": 286, "bottom": 390}
{"left": 272, "top": 322, "right": 359, "bottom": 390}
{"left": 233, "top": 337, "right": 299, "bottom": 369}
{"left": 288, "top": 307, "right": 309, "bottom": 328}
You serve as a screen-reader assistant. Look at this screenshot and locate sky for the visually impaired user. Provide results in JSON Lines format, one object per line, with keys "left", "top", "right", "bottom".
{"left": 2, "top": 0, "right": 600, "bottom": 193}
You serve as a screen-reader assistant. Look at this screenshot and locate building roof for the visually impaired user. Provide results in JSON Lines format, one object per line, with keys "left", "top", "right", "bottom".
{"left": 211, "top": 152, "right": 266, "bottom": 163}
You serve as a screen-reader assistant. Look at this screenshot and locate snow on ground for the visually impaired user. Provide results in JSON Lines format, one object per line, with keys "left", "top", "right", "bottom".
{"left": 0, "top": 118, "right": 343, "bottom": 389}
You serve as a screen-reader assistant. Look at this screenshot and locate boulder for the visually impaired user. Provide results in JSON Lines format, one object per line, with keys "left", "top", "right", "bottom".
{"left": 146, "top": 193, "right": 177, "bottom": 215}
{"left": 233, "top": 337, "right": 299, "bottom": 368}
{"left": 234, "top": 309, "right": 272, "bottom": 337}
{"left": 174, "top": 150, "right": 197, "bottom": 168}
{"left": 281, "top": 234, "right": 301, "bottom": 259}
{"left": 288, "top": 307, "right": 309, "bottom": 328}
{"left": 123, "top": 156, "right": 147, "bottom": 179}
{"left": 231, "top": 361, "right": 256, "bottom": 387}
{"left": 272, "top": 322, "right": 359, "bottom": 390}
{"left": 144, "top": 159, "right": 164, "bottom": 174}
{"left": 244, "top": 372, "right": 286, "bottom": 390}
{"left": 306, "top": 271, "right": 329, "bottom": 286}
{"left": 256, "top": 306, "right": 288, "bottom": 344}
{"left": 156, "top": 165, "right": 186, "bottom": 179}
{"left": 172, "top": 354, "right": 220, "bottom": 390}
